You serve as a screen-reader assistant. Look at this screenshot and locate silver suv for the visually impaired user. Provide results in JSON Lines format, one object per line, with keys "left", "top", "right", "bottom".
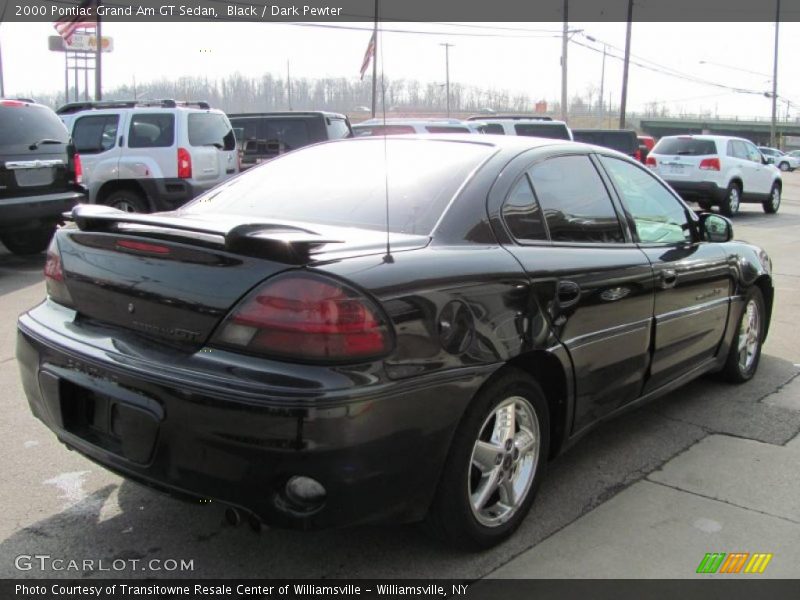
{"left": 57, "top": 100, "right": 238, "bottom": 213}
{"left": 647, "top": 135, "right": 782, "bottom": 216}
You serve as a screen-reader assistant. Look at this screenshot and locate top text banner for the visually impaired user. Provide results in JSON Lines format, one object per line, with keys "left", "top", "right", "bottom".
{"left": 3, "top": 0, "right": 800, "bottom": 23}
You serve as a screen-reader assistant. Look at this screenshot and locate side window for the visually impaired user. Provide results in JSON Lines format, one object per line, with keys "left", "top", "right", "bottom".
{"left": 484, "top": 123, "right": 505, "bottom": 135}
{"left": 502, "top": 175, "right": 548, "bottom": 242}
{"left": 128, "top": 113, "right": 175, "bottom": 148}
{"left": 327, "top": 118, "right": 351, "bottom": 139}
{"left": 72, "top": 115, "right": 118, "bottom": 154}
{"left": 744, "top": 142, "right": 762, "bottom": 163}
{"left": 527, "top": 155, "right": 624, "bottom": 243}
{"left": 601, "top": 156, "right": 692, "bottom": 244}
{"left": 729, "top": 140, "right": 747, "bottom": 160}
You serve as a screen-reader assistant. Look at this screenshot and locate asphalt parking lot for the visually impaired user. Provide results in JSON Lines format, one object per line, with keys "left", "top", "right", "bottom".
{"left": 1, "top": 180, "right": 799, "bottom": 579}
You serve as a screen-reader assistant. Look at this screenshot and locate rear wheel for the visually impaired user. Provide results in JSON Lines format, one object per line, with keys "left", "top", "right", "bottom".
{"left": 104, "top": 190, "right": 149, "bottom": 213}
{"left": 720, "top": 287, "right": 765, "bottom": 383}
{"left": 426, "top": 369, "right": 549, "bottom": 550}
{"left": 763, "top": 183, "right": 781, "bottom": 214}
{"left": 0, "top": 226, "right": 55, "bottom": 255}
{"left": 720, "top": 182, "right": 741, "bottom": 217}
{"left": 778, "top": 161, "right": 790, "bottom": 172}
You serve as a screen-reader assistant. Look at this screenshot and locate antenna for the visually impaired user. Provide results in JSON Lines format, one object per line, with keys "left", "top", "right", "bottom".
{"left": 377, "top": 0, "right": 393, "bottom": 264}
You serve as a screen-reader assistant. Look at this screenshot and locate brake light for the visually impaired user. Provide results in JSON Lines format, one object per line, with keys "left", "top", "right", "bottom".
{"left": 646, "top": 156, "right": 657, "bottom": 167}
{"left": 0, "top": 100, "right": 25, "bottom": 107}
{"left": 699, "top": 157, "right": 721, "bottom": 171}
{"left": 211, "top": 272, "right": 392, "bottom": 362}
{"left": 177, "top": 147, "right": 192, "bottom": 179}
{"left": 116, "top": 239, "right": 171, "bottom": 255}
{"left": 44, "top": 237, "right": 74, "bottom": 307}
{"left": 73, "top": 153, "right": 83, "bottom": 184}
{"left": 634, "top": 149, "right": 642, "bottom": 163}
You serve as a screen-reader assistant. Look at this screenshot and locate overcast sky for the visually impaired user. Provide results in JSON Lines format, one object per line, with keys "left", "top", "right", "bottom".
{"left": 1, "top": 20, "right": 798, "bottom": 118}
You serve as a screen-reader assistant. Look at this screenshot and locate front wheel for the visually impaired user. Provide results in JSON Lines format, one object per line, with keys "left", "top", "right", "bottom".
{"left": 778, "top": 161, "right": 790, "bottom": 172}
{"left": 763, "top": 183, "right": 781, "bottom": 214}
{"left": 720, "top": 182, "right": 741, "bottom": 217}
{"left": 426, "top": 369, "right": 549, "bottom": 550}
{"left": 720, "top": 287, "right": 765, "bottom": 383}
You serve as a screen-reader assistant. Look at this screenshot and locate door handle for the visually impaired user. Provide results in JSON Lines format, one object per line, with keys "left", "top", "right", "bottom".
{"left": 557, "top": 280, "right": 581, "bottom": 308}
{"left": 661, "top": 269, "right": 677, "bottom": 289}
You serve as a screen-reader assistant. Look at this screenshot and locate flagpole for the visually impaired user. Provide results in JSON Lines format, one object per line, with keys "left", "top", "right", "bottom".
{"left": 370, "top": 0, "right": 378, "bottom": 118}
{"left": 94, "top": 0, "right": 102, "bottom": 100}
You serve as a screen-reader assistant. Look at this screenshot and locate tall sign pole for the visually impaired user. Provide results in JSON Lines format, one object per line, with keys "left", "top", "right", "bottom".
{"left": 370, "top": 0, "right": 378, "bottom": 117}
{"left": 94, "top": 0, "right": 102, "bottom": 100}
{"left": 560, "top": 0, "right": 568, "bottom": 122}
{"left": 619, "top": 0, "right": 633, "bottom": 128}
{"left": 770, "top": 0, "right": 780, "bottom": 147}
{"left": 440, "top": 43, "right": 454, "bottom": 117}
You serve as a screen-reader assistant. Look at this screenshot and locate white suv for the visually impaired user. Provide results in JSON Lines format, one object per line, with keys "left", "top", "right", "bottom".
{"left": 351, "top": 118, "right": 485, "bottom": 136}
{"left": 57, "top": 100, "right": 239, "bottom": 213}
{"left": 647, "top": 135, "right": 782, "bottom": 216}
{"left": 466, "top": 115, "right": 573, "bottom": 140}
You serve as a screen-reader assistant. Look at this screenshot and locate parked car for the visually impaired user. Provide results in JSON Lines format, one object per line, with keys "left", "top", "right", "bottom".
{"left": 647, "top": 135, "right": 782, "bottom": 216}
{"left": 228, "top": 111, "right": 352, "bottom": 170}
{"left": 638, "top": 135, "right": 656, "bottom": 163}
{"left": 758, "top": 146, "right": 799, "bottom": 172}
{"left": 0, "top": 98, "right": 84, "bottom": 254}
{"left": 351, "top": 118, "right": 484, "bottom": 136}
{"left": 57, "top": 99, "right": 238, "bottom": 213}
{"left": 786, "top": 149, "right": 800, "bottom": 160}
{"left": 572, "top": 129, "right": 641, "bottom": 161}
{"left": 19, "top": 136, "right": 773, "bottom": 550}
{"left": 468, "top": 117, "right": 573, "bottom": 140}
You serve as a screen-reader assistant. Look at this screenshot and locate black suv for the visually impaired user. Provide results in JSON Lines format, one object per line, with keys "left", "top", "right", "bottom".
{"left": 227, "top": 111, "right": 352, "bottom": 170}
{"left": 571, "top": 129, "right": 642, "bottom": 162}
{"left": 0, "top": 99, "right": 84, "bottom": 254}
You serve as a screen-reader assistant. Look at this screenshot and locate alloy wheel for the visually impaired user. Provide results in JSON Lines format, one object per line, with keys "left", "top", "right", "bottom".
{"left": 770, "top": 187, "right": 781, "bottom": 211}
{"left": 728, "top": 187, "right": 740, "bottom": 214}
{"left": 738, "top": 299, "right": 761, "bottom": 373}
{"left": 468, "top": 396, "right": 540, "bottom": 527}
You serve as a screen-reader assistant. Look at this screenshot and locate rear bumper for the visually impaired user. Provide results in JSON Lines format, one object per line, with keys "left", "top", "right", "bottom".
{"left": 663, "top": 180, "right": 726, "bottom": 203}
{"left": 0, "top": 190, "right": 84, "bottom": 231}
{"left": 137, "top": 178, "right": 219, "bottom": 212}
{"left": 16, "top": 301, "right": 489, "bottom": 529}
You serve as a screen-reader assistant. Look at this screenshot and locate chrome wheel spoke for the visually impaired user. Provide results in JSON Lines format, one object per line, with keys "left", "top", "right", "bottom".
{"left": 514, "top": 428, "right": 536, "bottom": 455}
{"left": 737, "top": 300, "right": 760, "bottom": 371}
{"left": 472, "top": 468, "right": 500, "bottom": 511}
{"left": 472, "top": 441, "right": 503, "bottom": 473}
{"left": 498, "top": 476, "right": 517, "bottom": 507}
{"left": 491, "top": 403, "right": 516, "bottom": 445}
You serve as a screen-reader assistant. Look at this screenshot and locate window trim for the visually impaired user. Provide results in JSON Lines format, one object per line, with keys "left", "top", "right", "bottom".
{"left": 500, "top": 171, "right": 551, "bottom": 245}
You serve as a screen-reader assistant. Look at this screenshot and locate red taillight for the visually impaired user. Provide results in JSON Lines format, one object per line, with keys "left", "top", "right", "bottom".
{"left": 634, "top": 149, "right": 642, "bottom": 162}
{"left": 699, "top": 157, "right": 721, "bottom": 171}
{"left": 116, "top": 239, "right": 171, "bottom": 255}
{"left": 646, "top": 156, "right": 657, "bottom": 167}
{"left": 177, "top": 147, "right": 192, "bottom": 179}
{"left": 0, "top": 100, "right": 25, "bottom": 107}
{"left": 73, "top": 153, "right": 83, "bottom": 184}
{"left": 212, "top": 273, "right": 392, "bottom": 362}
{"left": 44, "top": 250, "right": 64, "bottom": 282}
{"left": 44, "top": 237, "right": 74, "bottom": 307}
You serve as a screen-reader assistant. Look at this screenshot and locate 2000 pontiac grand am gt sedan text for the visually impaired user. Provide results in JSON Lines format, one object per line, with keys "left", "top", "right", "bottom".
{"left": 17, "top": 136, "right": 773, "bottom": 549}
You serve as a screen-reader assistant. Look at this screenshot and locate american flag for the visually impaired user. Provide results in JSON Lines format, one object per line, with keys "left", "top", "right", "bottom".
{"left": 359, "top": 31, "right": 376, "bottom": 80}
{"left": 53, "top": 0, "right": 97, "bottom": 45}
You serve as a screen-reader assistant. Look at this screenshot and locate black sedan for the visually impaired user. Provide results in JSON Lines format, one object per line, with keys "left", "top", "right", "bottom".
{"left": 17, "top": 136, "right": 773, "bottom": 549}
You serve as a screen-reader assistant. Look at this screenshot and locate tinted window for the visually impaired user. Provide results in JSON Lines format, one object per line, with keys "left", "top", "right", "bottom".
{"left": 502, "top": 175, "right": 547, "bottom": 242}
{"left": 128, "top": 113, "right": 175, "bottom": 148}
{"left": 514, "top": 123, "right": 571, "bottom": 140}
{"left": 728, "top": 140, "right": 748, "bottom": 159}
{"left": 425, "top": 126, "right": 470, "bottom": 134}
{"left": 528, "top": 155, "right": 623, "bottom": 243}
{"left": 181, "top": 139, "right": 493, "bottom": 235}
{"left": 351, "top": 125, "right": 415, "bottom": 137}
{"left": 72, "top": 115, "right": 118, "bottom": 154}
{"left": 230, "top": 118, "right": 311, "bottom": 151}
{"left": 0, "top": 105, "right": 69, "bottom": 148}
{"left": 601, "top": 156, "right": 692, "bottom": 244}
{"left": 653, "top": 138, "right": 716, "bottom": 156}
{"left": 327, "top": 118, "right": 351, "bottom": 139}
{"left": 573, "top": 131, "right": 638, "bottom": 155}
{"left": 188, "top": 113, "right": 235, "bottom": 150}
{"left": 484, "top": 123, "right": 505, "bottom": 134}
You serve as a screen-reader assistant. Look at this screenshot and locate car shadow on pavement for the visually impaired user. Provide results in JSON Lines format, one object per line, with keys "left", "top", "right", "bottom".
{"left": 0, "top": 250, "right": 47, "bottom": 298}
{"left": 1, "top": 355, "right": 798, "bottom": 580}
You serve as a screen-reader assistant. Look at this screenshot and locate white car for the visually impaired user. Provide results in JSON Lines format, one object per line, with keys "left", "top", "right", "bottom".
{"left": 351, "top": 118, "right": 485, "bottom": 136}
{"left": 647, "top": 135, "right": 782, "bottom": 216}
{"left": 758, "top": 146, "right": 800, "bottom": 172}
{"left": 466, "top": 115, "right": 573, "bottom": 140}
{"left": 58, "top": 99, "right": 239, "bottom": 213}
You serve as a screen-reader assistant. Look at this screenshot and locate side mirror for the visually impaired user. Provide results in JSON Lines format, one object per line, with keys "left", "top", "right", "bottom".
{"left": 700, "top": 213, "right": 733, "bottom": 243}
{"left": 761, "top": 154, "right": 771, "bottom": 165}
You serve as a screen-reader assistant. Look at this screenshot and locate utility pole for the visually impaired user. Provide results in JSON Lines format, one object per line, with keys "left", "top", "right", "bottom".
{"left": 560, "top": 0, "right": 568, "bottom": 122}
{"left": 287, "top": 60, "right": 292, "bottom": 110}
{"left": 0, "top": 36, "right": 5, "bottom": 98}
{"left": 370, "top": 0, "right": 378, "bottom": 117}
{"left": 599, "top": 44, "right": 606, "bottom": 121}
{"left": 440, "top": 43, "right": 454, "bottom": 117}
{"left": 770, "top": 0, "right": 780, "bottom": 147}
{"left": 94, "top": 0, "right": 103, "bottom": 100}
{"left": 619, "top": 0, "right": 633, "bottom": 129}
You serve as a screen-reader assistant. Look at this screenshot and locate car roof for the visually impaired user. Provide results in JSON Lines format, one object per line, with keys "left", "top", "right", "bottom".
{"left": 228, "top": 111, "right": 347, "bottom": 119}
{"left": 658, "top": 134, "right": 744, "bottom": 142}
{"left": 354, "top": 118, "right": 473, "bottom": 126}
{"left": 481, "top": 118, "right": 569, "bottom": 126}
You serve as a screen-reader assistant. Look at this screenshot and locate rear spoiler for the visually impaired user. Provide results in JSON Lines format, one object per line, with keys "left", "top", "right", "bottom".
{"left": 67, "top": 204, "right": 343, "bottom": 265}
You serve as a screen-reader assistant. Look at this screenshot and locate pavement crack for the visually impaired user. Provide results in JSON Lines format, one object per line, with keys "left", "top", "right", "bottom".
{"left": 645, "top": 478, "right": 800, "bottom": 526}
{"left": 755, "top": 371, "right": 800, "bottom": 405}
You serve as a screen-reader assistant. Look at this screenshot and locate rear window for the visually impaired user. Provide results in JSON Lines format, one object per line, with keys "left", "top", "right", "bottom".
{"left": 181, "top": 139, "right": 494, "bottom": 235}
{"left": 573, "top": 131, "right": 637, "bottom": 155}
{"left": 352, "top": 125, "right": 416, "bottom": 136}
{"left": 229, "top": 118, "right": 312, "bottom": 152}
{"left": 514, "top": 123, "right": 571, "bottom": 140}
{"left": 188, "top": 113, "right": 236, "bottom": 150}
{"left": 327, "top": 118, "right": 351, "bottom": 139}
{"left": 128, "top": 114, "right": 175, "bottom": 148}
{"left": 0, "top": 104, "right": 69, "bottom": 148}
{"left": 484, "top": 123, "right": 505, "bottom": 134}
{"left": 653, "top": 138, "right": 717, "bottom": 156}
{"left": 425, "top": 126, "right": 470, "bottom": 134}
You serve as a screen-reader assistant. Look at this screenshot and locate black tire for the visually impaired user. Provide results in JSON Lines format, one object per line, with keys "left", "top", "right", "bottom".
{"left": 778, "top": 161, "right": 790, "bottom": 172}
{"left": 697, "top": 201, "right": 713, "bottom": 211}
{"left": 104, "top": 190, "right": 149, "bottom": 213}
{"left": 763, "top": 183, "right": 781, "bottom": 214}
{"left": 720, "top": 287, "right": 765, "bottom": 383}
{"left": 425, "top": 368, "right": 550, "bottom": 550}
{"left": 0, "top": 226, "right": 55, "bottom": 255}
{"left": 720, "top": 182, "right": 741, "bottom": 217}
